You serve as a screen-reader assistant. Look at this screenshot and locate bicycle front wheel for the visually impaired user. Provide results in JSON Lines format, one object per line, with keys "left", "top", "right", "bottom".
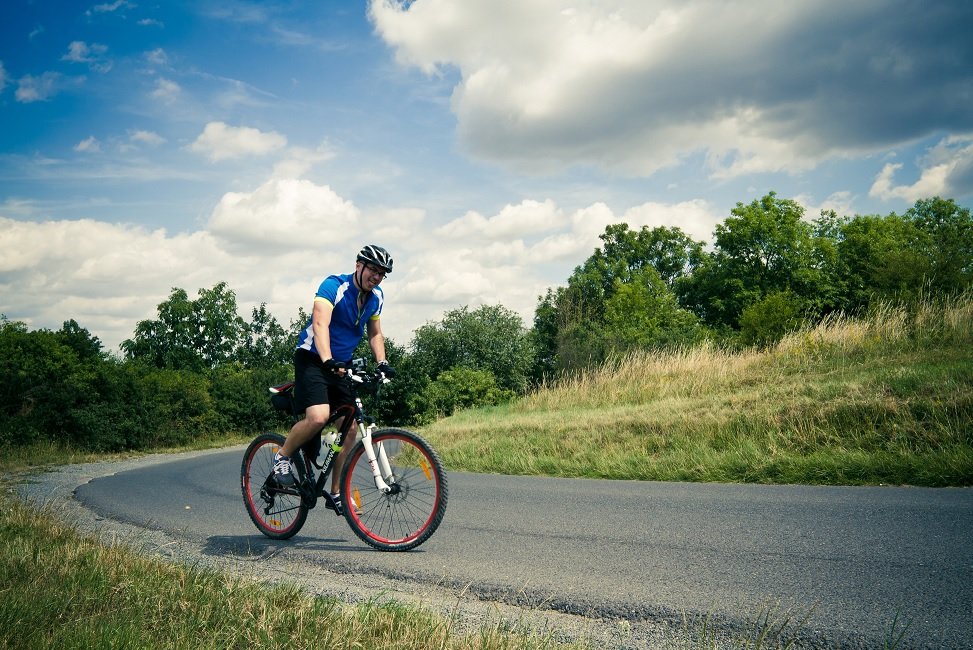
{"left": 341, "top": 428, "right": 448, "bottom": 551}
{"left": 241, "top": 432, "right": 308, "bottom": 540}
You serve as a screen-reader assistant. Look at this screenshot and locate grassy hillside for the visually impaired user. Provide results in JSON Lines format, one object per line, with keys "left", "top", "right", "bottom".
{"left": 421, "top": 296, "right": 973, "bottom": 487}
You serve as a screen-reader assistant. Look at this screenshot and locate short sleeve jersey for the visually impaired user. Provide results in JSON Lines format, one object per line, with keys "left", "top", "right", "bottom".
{"left": 295, "top": 273, "right": 384, "bottom": 361}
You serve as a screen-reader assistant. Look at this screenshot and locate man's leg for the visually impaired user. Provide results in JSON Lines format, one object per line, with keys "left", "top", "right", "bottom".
{"left": 274, "top": 403, "right": 330, "bottom": 486}
{"left": 280, "top": 403, "right": 329, "bottom": 458}
{"left": 330, "top": 420, "right": 358, "bottom": 495}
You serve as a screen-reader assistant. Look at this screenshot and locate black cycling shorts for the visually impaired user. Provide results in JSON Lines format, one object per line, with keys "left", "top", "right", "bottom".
{"left": 293, "top": 349, "right": 354, "bottom": 414}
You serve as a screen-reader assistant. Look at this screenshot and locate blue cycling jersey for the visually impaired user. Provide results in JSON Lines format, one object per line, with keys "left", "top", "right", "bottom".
{"left": 295, "top": 273, "right": 384, "bottom": 361}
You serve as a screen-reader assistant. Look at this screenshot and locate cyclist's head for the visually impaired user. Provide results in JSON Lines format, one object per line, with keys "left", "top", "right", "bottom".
{"left": 356, "top": 244, "right": 393, "bottom": 274}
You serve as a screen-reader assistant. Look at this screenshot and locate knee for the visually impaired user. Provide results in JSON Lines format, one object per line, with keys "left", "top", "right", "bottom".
{"left": 304, "top": 406, "right": 329, "bottom": 428}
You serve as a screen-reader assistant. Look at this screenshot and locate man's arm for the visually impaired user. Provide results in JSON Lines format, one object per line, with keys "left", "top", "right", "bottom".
{"left": 367, "top": 317, "right": 387, "bottom": 363}
{"left": 311, "top": 299, "right": 335, "bottom": 363}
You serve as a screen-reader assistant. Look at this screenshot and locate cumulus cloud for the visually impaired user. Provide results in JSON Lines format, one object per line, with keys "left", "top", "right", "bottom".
{"left": 1, "top": 173, "right": 722, "bottom": 352}
{"left": 870, "top": 135, "right": 973, "bottom": 202}
{"left": 0, "top": 61, "right": 7, "bottom": 94}
{"left": 0, "top": 217, "right": 231, "bottom": 351}
{"left": 208, "top": 178, "right": 359, "bottom": 253}
{"left": 190, "top": 121, "right": 288, "bottom": 162}
{"left": 370, "top": 0, "right": 973, "bottom": 179}
{"left": 434, "top": 199, "right": 562, "bottom": 241}
{"left": 620, "top": 199, "right": 722, "bottom": 243}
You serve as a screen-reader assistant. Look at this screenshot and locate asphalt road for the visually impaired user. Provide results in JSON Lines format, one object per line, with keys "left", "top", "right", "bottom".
{"left": 73, "top": 448, "right": 973, "bottom": 648}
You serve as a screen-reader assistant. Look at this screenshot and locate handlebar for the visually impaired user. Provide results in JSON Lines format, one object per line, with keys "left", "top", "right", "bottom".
{"left": 346, "top": 357, "right": 391, "bottom": 386}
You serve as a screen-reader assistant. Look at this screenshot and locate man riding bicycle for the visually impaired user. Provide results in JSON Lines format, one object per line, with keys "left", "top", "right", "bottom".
{"left": 273, "top": 244, "right": 395, "bottom": 515}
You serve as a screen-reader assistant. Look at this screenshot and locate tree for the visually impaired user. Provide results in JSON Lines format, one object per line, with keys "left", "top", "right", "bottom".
{"left": 602, "top": 268, "right": 706, "bottom": 353}
{"left": 678, "top": 192, "right": 829, "bottom": 330}
{"left": 236, "top": 303, "right": 292, "bottom": 369}
{"left": 410, "top": 304, "right": 535, "bottom": 394}
{"left": 121, "top": 282, "right": 246, "bottom": 370}
{"left": 57, "top": 319, "right": 104, "bottom": 361}
{"left": 837, "top": 213, "right": 931, "bottom": 311}
{"left": 600, "top": 223, "right": 705, "bottom": 288}
{"left": 536, "top": 223, "right": 708, "bottom": 372}
{"left": 904, "top": 197, "right": 973, "bottom": 295}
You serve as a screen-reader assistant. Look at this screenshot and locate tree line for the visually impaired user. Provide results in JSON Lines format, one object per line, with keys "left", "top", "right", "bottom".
{"left": 2, "top": 193, "right": 970, "bottom": 452}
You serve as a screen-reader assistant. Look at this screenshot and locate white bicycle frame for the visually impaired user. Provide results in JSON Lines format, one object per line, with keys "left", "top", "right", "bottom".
{"left": 350, "top": 372, "right": 395, "bottom": 494}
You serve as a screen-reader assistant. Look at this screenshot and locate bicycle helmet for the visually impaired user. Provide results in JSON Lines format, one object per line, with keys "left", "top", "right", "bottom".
{"left": 357, "top": 244, "right": 393, "bottom": 274}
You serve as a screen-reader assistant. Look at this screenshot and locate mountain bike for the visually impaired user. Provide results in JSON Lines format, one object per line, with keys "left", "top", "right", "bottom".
{"left": 241, "top": 358, "right": 448, "bottom": 551}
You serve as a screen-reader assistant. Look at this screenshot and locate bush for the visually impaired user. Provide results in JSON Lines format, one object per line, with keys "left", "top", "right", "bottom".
{"left": 740, "top": 291, "right": 804, "bottom": 348}
{"left": 209, "top": 364, "right": 292, "bottom": 435}
{"left": 422, "top": 367, "right": 515, "bottom": 418}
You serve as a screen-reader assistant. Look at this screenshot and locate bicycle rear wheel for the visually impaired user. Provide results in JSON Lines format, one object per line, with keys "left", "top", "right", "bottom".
{"left": 241, "top": 432, "right": 308, "bottom": 540}
{"left": 340, "top": 428, "right": 448, "bottom": 551}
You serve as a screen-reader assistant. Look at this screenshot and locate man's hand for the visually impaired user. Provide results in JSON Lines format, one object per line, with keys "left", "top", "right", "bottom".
{"left": 323, "top": 358, "right": 347, "bottom": 375}
{"left": 376, "top": 360, "right": 395, "bottom": 378}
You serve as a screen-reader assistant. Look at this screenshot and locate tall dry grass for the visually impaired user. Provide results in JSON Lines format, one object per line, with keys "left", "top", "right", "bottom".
{"left": 422, "top": 294, "right": 973, "bottom": 486}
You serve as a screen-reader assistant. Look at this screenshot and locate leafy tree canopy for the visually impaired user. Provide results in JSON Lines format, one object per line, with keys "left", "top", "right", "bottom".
{"left": 121, "top": 282, "right": 246, "bottom": 370}
{"left": 410, "top": 304, "right": 535, "bottom": 393}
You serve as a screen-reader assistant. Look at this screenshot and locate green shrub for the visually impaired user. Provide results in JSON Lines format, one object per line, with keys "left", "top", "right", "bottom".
{"left": 422, "top": 367, "right": 515, "bottom": 418}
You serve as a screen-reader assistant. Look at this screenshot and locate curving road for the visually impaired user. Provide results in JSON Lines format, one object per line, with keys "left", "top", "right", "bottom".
{"left": 72, "top": 447, "right": 973, "bottom": 649}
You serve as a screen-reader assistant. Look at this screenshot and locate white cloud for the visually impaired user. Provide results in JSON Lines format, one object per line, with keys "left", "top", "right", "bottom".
{"left": 0, "top": 214, "right": 331, "bottom": 354}
{"left": 190, "top": 121, "right": 288, "bottom": 162}
{"left": 151, "top": 77, "right": 180, "bottom": 103}
{"left": 129, "top": 130, "right": 166, "bottom": 146}
{"left": 144, "top": 48, "right": 168, "bottom": 66}
{"left": 2, "top": 162, "right": 722, "bottom": 352}
{"left": 271, "top": 142, "right": 335, "bottom": 179}
{"left": 208, "top": 178, "right": 359, "bottom": 253}
{"left": 370, "top": 0, "right": 973, "bottom": 179}
{"left": 795, "top": 191, "right": 856, "bottom": 220}
{"left": 74, "top": 136, "right": 101, "bottom": 153}
{"left": 869, "top": 135, "right": 973, "bottom": 203}
{"left": 434, "top": 199, "right": 561, "bottom": 241}
{"left": 62, "top": 41, "right": 112, "bottom": 73}
{"left": 620, "top": 199, "right": 722, "bottom": 243}
{"left": 16, "top": 72, "right": 75, "bottom": 103}
{"left": 0, "top": 61, "right": 7, "bottom": 94}
{"left": 88, "top": 1, "right": 133, "bottom": 15}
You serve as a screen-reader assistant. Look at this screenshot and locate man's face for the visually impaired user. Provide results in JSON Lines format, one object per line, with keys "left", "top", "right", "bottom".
{"left": 358, "top": 261, "right": 387, "bottom": 291}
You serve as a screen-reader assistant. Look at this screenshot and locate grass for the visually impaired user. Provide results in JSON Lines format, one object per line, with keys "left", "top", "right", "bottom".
{"left": 0, "top": 491, "right": 586, "bottom": 650}
{"left": 421, "top": 295, "right": 973, "bottom": 487}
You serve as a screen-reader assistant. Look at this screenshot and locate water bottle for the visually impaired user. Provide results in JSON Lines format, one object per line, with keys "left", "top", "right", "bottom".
{"left": 323, "top": 430, "right": 339, "bottom": 452}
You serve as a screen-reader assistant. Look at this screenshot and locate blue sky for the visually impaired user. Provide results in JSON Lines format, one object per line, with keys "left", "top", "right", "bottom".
{"left": 1, "top": 0, "right": 972, "bottom": 352}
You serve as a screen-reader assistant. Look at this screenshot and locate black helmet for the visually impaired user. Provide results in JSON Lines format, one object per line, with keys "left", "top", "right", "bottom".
{"left": 357, "top": 244, "right": 393, "bottom": 273}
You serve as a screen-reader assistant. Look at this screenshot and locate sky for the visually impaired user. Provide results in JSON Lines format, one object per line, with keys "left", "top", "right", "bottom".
{"left": 1, "top": 0, "right": 972, "bottom": 354}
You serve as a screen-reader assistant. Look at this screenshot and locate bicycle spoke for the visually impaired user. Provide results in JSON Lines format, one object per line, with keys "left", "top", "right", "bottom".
{"left": 241, "top": 433, "right": 308, "bottom": 539}
{"left": 342, "top": 428, "right": 447, "bottom": 551}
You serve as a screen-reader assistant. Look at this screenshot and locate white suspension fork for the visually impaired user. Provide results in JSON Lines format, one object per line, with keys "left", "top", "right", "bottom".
{"left": 360, "top": 423, "right": 395, "bottom": 493}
